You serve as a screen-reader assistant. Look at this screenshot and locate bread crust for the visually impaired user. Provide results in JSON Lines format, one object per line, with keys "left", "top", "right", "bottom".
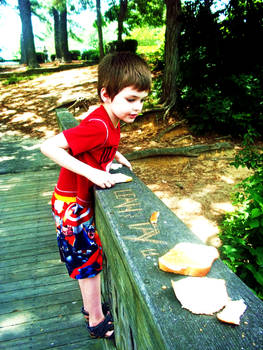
{"left": 216, "top": 299, "right": 247, "bottom": 325}
{"left": 159, "top": 242, "right": 219, "bottom": 277}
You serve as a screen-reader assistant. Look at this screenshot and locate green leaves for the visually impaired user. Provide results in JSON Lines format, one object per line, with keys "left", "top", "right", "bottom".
{"left": 219, "top": 134, "right": 263, "bottom": 300}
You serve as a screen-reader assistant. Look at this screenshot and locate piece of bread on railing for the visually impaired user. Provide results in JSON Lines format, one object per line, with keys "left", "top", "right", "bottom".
{"left": 158, "top": 242, "right": 219, "bottom": 277}
{"left": 216, "top": 299, "right": 247, "bottom": 325}
{"left": 171, "top": 277, "right": 230, "bottom": 315}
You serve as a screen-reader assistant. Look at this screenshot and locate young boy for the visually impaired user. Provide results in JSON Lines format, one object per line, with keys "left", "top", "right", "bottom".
{"left": 40, "top": 52, "right": 152, "bottom": 340}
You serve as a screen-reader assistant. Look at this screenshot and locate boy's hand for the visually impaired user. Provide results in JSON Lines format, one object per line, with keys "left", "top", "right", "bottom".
{"left": 115, "top": 151, "right": 132, "bottom": 170}
{"left": 88, "top": 168, "right": 117, "bottom": 189}
{"left": 87, "top": 169, "right": 132, "bottom": 188}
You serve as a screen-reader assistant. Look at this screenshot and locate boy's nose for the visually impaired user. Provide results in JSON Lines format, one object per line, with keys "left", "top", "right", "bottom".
{"left": 134, "top": 101, "right": 143, "bottom": 112}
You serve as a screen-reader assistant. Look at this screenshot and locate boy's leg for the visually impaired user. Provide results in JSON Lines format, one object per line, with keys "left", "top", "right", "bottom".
{"left": 78, "top": 274, "right": 104, "bottom": 325}
{"left": 78, "top": 274, "right": 113, "bottom": 337}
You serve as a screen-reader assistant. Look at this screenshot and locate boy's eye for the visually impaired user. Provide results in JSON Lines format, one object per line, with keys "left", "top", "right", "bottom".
{"left": 126, "top": 98, "right": 146, "bottom": 103}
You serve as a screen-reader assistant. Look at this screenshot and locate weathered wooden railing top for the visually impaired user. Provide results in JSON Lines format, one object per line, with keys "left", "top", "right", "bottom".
{"left": 56, "top": 108, "right": 263, "bottom": 350}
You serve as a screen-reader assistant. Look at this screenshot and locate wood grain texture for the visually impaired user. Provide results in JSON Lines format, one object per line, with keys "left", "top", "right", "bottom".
{"left": 0, "top": 168, "right": 103, "bottom": 349}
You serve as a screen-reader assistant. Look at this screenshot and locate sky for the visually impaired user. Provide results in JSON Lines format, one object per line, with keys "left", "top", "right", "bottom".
{"left": 0, "top": 1, "right": 21, "bottom": 59}
{"left": 0, "top": 1, "right": 99, "bottom": 60}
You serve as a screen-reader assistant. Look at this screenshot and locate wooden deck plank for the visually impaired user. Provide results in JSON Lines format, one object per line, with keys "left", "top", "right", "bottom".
{"left": 0, "top": 198, "right": 52, "bottom": 212}
{"left": 0, "top": 210, "right": 51, "bottom": 223}
{"left": 0, "top": 168, "right": 99, "bottom": 349}
{"left": 2, "top": 237, "right": 56, "bottom": 255}
{"left": 1, "top": 273, "right": 71, "bottom": 293}
{"left": 1, "top": 244, "right": 58, "bottom": 261}
{"left": 0, "top": 326, "right": 102, "bottom": 350}
{"left": 0, "top": 302, "right": 82, "bottom": 327}
{"left": 0, "top": 252, "right": 59, "bottom": 269}
{"left": 0, "top": 220, "right": 53, "bottom": 235}
{"left": 1, "top": 233, "right": 55, "bottom": 248}
{"left": 0, "top": 265, "right": 66, "bottom": 283}
{"left": 0, "top": 289, "right": 81, "bottom": 315}
{"left": 0, "top": 275, "right": 77, "bottom": 303}
{"left": 0, "top": 226, "right": 55, "bottom": 243}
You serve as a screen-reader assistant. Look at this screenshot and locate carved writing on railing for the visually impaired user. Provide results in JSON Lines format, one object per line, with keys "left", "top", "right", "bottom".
{"left": 113, "top": 189, "right": 142, "bottom": 214}
{"left": 113, "top": 188, "right": 163, "bottom": 244}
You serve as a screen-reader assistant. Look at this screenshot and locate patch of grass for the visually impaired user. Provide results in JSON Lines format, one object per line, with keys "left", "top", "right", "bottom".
{"left": 2, "top": 74, "right": 35, "bottom": 85}
{"left": 2, "top": 72, "right": 50, "bottom": 86}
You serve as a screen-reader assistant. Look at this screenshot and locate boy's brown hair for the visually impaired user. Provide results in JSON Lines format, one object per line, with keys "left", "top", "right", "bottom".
{"left": 97, "top": 52, "right": 152, "bottom": 101}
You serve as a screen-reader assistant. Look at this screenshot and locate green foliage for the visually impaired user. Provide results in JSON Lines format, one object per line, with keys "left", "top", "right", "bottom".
{"left": 105, "top": 0, "right": 165, "bottom": 32}
{"left": 105, "top": 39, "right": 138, "bottom": 54}
{"left": 180, "top": 71, "right": 263, "bottom": 135}
{"left": 2, "top": 75, "right": 34, "bottom": 85}
{"left": 126, "top": 0, "right": 165, "bottom": 28}
{"left": 69, "top": 50, "right": 81, "bottom": 60}
{"left": 127, "top": 26, "right": 165, "bottom": 48}
{"left": 177, "top": 0, "right": 263, "bottom": 136}
{"left": 81, "top": 49, "right": 99, "bottom": 62}
{"left": 219, "top": 133, "right": 263, "bottom": 300}
{"left": 36, "top": 52, "right": 47, "bottom": 63}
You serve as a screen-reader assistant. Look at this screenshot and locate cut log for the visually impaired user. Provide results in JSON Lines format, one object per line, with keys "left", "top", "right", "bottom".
{"left": 124, "top": 142, "right": 233, "bottom": 161}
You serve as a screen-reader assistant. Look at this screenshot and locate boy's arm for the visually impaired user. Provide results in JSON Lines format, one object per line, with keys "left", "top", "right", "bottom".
{"left": 115, "top": 151, "right": 132, "bottom": 170}
{"left": 40, "top": 133, "right": 117, "bottom": 189}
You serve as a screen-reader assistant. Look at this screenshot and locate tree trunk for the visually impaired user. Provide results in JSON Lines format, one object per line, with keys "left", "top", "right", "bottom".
{"left": 18, "top": 0, "right": 39, "bottom": 68}
{"left": 59, "top": 4, "right": 71, "bottom": 63}
{"left": 117, "top": 0, "right": 128, "bottom": 42}
{"left": 52, "top": 7, "right": 62, "bottom": 60}
{"left": 20, "top": 33, "right": 26, "bottom": 64}
{"left": 162, "top": 0, "right": 182, "bottom": 109}
{"left": 96, "top": 0, "right": 104, "bottom": 60}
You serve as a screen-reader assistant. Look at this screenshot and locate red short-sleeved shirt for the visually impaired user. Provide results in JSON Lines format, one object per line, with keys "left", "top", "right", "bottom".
{"left": 55, "top": 105, "right": 120, "bottom": 205}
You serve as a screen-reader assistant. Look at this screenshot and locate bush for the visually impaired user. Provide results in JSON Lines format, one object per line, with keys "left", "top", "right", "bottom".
{"left": 219, "top": 131, "right": 263, "bottom": 300}
{"left": 36, "top": 52, "right": 46, "bottom": 63}
{"left": 105, "top": 39, "right": 138, "bottom": 54}
{"left": 81, "top": 50, "right": 99, "bottom": 62}
{"left": 70, "top": 50, "right": 81, "bottom": 60}
{"left": 180, "top": 71, "right": 263, "bottom": 136}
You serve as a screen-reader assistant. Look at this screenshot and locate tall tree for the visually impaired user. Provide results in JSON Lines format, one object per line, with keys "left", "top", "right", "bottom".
{"left": 117, "top": 0, "right": 128, "bottom": 42}
{"left": 80, "top": 0, "right": 105, "bottom": 59}
{"left": 162, "top": 0, "right": 182, "bottom": 110}
{"left": 105, "top": 0, "right": 128, "bottom": 42}
{"left": 59, "top": 1, "right": 71, "bottom": 62}
{"left": 18, "top": 0, "right": 39, "bottom": 67}
{"left": 96, "top": 0, "right": 104, "bottom": 59}
{"left": 51, "top": 0, "right": 71, "bottom": 62}
{"left": 52, "top": 7, "right": 62, "bottom": 59}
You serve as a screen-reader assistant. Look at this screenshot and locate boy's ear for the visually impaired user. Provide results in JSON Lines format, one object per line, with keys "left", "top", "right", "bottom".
{"left": 100, "top": 88, "right": 111, "bottom": 103}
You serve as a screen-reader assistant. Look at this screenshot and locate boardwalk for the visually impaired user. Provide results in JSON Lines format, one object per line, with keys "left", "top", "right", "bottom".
{"left": 0, "top": 140, "right": 103, "bottom": 349}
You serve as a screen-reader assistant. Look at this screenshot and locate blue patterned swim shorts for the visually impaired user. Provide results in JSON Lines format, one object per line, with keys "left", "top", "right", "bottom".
{"left": 51, "top": 192, "right": 103, "bottom": 279}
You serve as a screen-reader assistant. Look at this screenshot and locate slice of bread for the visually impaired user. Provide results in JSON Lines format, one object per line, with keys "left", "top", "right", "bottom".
{"left": 159, "top": 242, "right": 219, "bottom": 277}
{"left": 216, "top": 299, "right": 247, "bottom": 325}
{"left": 112, "top": 173, "right": 133, "bottom": 183}
{"left": 171, "top": 277, "right": 230, "bottom": 315}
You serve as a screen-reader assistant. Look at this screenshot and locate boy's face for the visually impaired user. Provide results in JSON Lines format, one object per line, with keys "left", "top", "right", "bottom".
{"left": 103, "top": 86, "right": 148, "bottom": 127}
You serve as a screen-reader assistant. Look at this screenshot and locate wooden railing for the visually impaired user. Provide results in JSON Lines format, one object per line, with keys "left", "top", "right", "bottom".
{"left": 56, "top": 108, "right": 263, "bottom": 350}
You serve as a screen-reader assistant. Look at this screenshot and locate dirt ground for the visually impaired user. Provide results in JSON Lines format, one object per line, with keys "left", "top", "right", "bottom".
{"left": 0, "top": 64, "right": 253, "bottom": 247}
